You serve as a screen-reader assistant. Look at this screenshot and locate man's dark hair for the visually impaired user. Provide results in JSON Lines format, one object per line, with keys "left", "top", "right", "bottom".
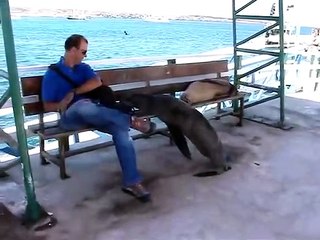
{"left": 64, "top": 34, "right": 88, "bottom": 51}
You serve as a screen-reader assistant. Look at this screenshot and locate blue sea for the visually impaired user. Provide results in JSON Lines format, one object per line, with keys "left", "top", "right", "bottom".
{"left": 0, "top": 17, "right": 265, "bottom": 133}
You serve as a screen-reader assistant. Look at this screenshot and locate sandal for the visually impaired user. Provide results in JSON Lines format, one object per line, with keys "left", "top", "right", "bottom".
{"left": 131, "top": 117, "right": 156, "bottom": 134}
{"left": 121, "top": 183, "right": 151, "bottom": 203}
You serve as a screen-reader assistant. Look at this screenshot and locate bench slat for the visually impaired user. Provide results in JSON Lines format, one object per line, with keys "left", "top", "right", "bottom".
{"left": 99, "top": 60, "right": 227, "bottom": 85}
{"left": 24, "top": 102, "right": 44, "bottom": 116}
{"left": 190, "top": 92, "right": 245, "bottom": 107}
{"left": 28, "top": 120, "right": 60, "bottom": 133}
{"left": 37, "top": 126, "right": 95, "bottom": 140}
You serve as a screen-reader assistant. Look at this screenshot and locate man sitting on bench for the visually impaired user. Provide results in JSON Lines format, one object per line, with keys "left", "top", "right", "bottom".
{"left": 41, "top": 34, "right": 152, "bottom": 203}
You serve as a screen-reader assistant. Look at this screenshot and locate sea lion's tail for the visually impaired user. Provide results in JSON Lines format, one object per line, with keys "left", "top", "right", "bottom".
{"left": 193, "top": 152, "right": 232, "bottom": 177}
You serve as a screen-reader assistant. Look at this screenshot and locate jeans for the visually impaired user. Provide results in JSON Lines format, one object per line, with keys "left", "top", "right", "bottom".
{"left": 59, "top": 99, "right": 142, "bottom": 187}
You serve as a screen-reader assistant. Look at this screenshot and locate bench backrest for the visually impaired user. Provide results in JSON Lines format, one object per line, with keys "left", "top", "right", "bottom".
{"left": 21, "top": 60, "right": 229, "bottom": 116}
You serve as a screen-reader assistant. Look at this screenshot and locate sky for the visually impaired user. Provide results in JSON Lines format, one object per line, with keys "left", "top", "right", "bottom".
{"left": 8, "top": 0, "right": 320, "bottom": 23}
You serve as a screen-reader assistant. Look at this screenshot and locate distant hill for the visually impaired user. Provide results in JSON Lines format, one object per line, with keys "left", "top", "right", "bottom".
{"left": 8, "top": 7, "right": 269, "bottom": 24}
{"left": 9, "top": 7, "right": 233, "bottom": 21}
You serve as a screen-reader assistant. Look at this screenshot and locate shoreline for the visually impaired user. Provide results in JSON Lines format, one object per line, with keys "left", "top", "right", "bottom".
{"left": 9, "top": 7, "right": 267, "bottom": 24}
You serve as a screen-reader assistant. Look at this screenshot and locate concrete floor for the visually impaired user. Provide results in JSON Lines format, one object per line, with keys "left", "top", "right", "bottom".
{"left": 1, "top": 95, "right": 320, "bottom": 240}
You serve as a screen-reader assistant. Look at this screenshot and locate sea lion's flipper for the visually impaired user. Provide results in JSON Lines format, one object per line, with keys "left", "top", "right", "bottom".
{"left": 193, "top": 165, "right": 231, "bottom": 177}
{"left": 166, "top": 123, "right": 191, "bottom": 160}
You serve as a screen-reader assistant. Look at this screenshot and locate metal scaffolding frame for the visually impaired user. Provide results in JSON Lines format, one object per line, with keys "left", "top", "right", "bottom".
{"left": 232, "top": 0, "right": 289, "bottom": 129}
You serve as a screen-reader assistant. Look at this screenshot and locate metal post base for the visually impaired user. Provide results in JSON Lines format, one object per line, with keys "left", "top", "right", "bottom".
{"left": 30, "top": 213, "right": 57, "bottom": 231}
{"left": 22, "top": 203, "right": 57, "bottom": 231}
{"left": 0, "top": 202, "right": 57, "bottom": 234}
{"left": 244, "top": 115, "right": 293, "bottom": 130}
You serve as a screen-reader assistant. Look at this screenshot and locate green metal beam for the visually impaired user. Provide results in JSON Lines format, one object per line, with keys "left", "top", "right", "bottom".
{"left": 239, "top": 82, "right": 279, "bottom": 92}
{"left": 278, "top": 0, "right": 285, "bottom": 125}
{"left": 0, "top": 69, "right": 9, "bottom": 78}
{"left": 244, "top": 94, "right": 280, "bottom": 108}
{"left": 0, "top": 88, "right": 10, "bottom": 108}
{"left": 235, "top": 0, "right": 258, "bottom": 14}
{"left": 236, "top": 47, "right": 279, "bottom": 57}
{"left": 236, "top": 15, "right": 279, "bottom": 21}
{"left": 238, "top": 57, "right": 279, "bottom": 79}
{"left": 0, "top": 0, "right": 42, "bottom": 222}
{"left": 232, "top": 0, "right": 238, "bottom": 88}
{"left": 236, "top": 22, "right": 279, "bottom": 46}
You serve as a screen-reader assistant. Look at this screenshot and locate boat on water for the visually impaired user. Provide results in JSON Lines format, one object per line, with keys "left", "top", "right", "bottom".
{"left": 67, "top": 9, "right": 88, "bottom": 20}
{"left": 66, "top": 16, "right": 87, "bottom": 20}
{"left": 143, "top": 16, "right": 170, "bottom": 23}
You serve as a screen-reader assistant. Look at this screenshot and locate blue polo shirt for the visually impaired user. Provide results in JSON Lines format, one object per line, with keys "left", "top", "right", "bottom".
{"left": 42, "top": 57, "right": 97, "bottom": 103}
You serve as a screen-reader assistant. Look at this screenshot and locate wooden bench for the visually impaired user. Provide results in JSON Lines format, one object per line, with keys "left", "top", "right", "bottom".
{"left": 21, "top": 60, "right": 244, "bottom": 179}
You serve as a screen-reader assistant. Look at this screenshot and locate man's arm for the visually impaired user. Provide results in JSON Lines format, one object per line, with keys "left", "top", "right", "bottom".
{"left": 72, "top": 63, "right": 102, "bottom": 95}
{"left": 43, "top": 76, "right": 102, "bottom": 113}
{"left": 73, "top": 76, "right": 102, "bottom": 95}
{"left": 43, "top": 89, "right": 75, "bottom": 113}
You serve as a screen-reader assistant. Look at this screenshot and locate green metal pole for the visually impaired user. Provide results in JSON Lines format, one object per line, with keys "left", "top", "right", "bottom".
{"left": 232, "top": 0, "right": 237, "bottom": 87}
{"left": 278, "top": 0, "right": 285, "bottom": 125}
{"left": 232, "top": 0, "right": 240, "bottom": 112}
{"left": 0, "top": 0, "right": 42, "bottom": 221}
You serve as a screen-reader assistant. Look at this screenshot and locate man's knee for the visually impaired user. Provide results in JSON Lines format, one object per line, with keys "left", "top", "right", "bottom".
{"left": 78, "top": 103, "right": 100, "bottom": 116}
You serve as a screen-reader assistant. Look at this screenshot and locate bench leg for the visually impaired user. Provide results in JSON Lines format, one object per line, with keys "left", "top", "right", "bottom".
{"left": 58, "top": 137, "right": 70, "bottom": 179}
{"left": 167, "top": 131, "right": 174, "bottom": 145}
{"left": 169, "top": 91, "right": 176, "bottom": 145}
{"left": 169, "top": 135, "right": 174, "bottom": 145}
{"left": 156, "top": 129, "right": 173, "bottom": 145}
{"left": 63, "top": 136, "right": 70, "bottom": 152}
{"left": 215, "top": 102, "right": 221, "bottom": 120}
{"left": 39, "top": 137, "right": 50, "bottom": 165}
{"left": 237, "top": 97, "right": 244, "bottom": 127}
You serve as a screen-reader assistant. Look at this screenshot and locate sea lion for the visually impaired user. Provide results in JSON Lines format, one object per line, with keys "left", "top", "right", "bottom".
{"left": 180, "top": 78, "right": 237, "bottom": 104}
{"left": 125, "top": 94, "right": 230, "bottom": 175}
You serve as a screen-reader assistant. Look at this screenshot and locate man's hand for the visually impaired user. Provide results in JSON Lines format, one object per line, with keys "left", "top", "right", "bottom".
{"left": 58, "top": 90, "right": 75, "bottom": 113}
